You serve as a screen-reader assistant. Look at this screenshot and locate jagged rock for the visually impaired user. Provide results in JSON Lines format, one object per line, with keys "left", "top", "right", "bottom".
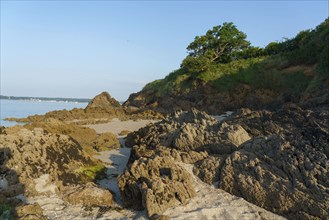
{"left": 0, "top": 126, "right": 97, "bottom": 197}
{"left": 220, "top": 134, "right": 329, "bottom": 219}
{"left": 126, "top": 108, "right": 250, "bottom": 154}
{"left": 0, "top": 126, "right": 117, "bottom": 218}
{"left": 118, "top": 156, "right": 196, "bottom": 217}
{"left": 129, "top": 145, "right": 208, "bottom": 165}
{"left": 86, "top": 91, "right": 121, "bottom": 110}
{"left": 123, "top": 106, "right": 329, "bottom": 219}
{"left": 63, "top": 182, "right": 114, "bottom": 207}
{"left": 193, "top": 155, "right": 225, "bottom": 185}
{"left": 25, "top": 118, "right": 119, "bottom": 154}
{"left": 217, "top": 105, "right": 329, "bottom": 219}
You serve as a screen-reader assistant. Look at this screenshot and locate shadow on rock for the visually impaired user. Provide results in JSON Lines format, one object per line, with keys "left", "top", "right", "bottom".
{"left": 0, "top": 146, "right": 44, "bottom": 219}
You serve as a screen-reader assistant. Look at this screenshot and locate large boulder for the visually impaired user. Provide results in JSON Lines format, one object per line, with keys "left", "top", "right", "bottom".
{"left": 207, "top": 106, "right": 329, "bottom": 219}
{"left": 86, "top": 91, "right": 121, "bottom": 110}
{"left": 219, "top": 135, "right": 329, "bottom": 219}
{"left": 217, "top": 105, "right": 329, "bottom": 219}
{"left": 118, "top": 156, "right": 196, "bottom": 217}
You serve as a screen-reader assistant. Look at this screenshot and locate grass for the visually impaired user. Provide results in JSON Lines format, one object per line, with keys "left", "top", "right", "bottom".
{"left": 143, "top": 69, "right": 192, "bottom": 96}
{"left": 211, "top": 57, "right": 312, "bottom": 94}
{"left": 197, "top": 57, "right": 265, "bottom": 83}
{"left": 141, "top": 55, "right": 315, "bottom": 104}
{"left": 137, "top": 19, "right": 328, "bottom": 105}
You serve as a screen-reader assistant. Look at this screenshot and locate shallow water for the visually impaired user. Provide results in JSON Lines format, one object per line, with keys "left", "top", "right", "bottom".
{"left": 0, "top": 99, "right": 87, "bottom": 127}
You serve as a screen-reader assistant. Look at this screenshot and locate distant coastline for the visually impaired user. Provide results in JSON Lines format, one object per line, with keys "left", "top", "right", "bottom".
{"left": 0, "top": 95, "right": 91, "bottom": 103}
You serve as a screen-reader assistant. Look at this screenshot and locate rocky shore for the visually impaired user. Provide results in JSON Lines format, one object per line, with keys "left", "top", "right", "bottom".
{"left": 5, "top": 92, "right": 163, "bottom": 125}
{"left": 1, "top": 91, "right": 328, "bottom": 220}
{"left": 122, "top": 105, "right": 329, "bottom": 219}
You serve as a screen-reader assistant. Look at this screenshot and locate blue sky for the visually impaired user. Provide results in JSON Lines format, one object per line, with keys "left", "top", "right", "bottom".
{"left": 1, "top": 1, "right": 328, "bottom": 100}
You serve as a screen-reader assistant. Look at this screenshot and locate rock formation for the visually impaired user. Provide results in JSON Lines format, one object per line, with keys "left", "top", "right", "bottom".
{"left": 126, "top": 108, "right": 250, "bottom": 155}
{"left": 118, "top": 156, "right": 196, "bottom": 217}
{"left": 6, "top": 91, "right": 164, "bottom": 125}
{"left": 25, "top": 118, "right": 120, "bottom": 154}
{"left": 86, "top": 91, "right": 121, "bottom": 110}
{"left": 122, "top": 106, "right": 329, "bottom": 219}
{"left": 0, "top": 126, "right": 115, "bottom": 218}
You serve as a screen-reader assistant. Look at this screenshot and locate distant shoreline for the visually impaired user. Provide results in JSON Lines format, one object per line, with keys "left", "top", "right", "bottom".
{"left": 0, "top": 95, "right": 91, "bottom": 103}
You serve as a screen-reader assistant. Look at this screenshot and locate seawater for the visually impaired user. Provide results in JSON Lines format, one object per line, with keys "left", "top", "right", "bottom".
{"left": 0, "top": 99, "right": 88, "bottom": 127}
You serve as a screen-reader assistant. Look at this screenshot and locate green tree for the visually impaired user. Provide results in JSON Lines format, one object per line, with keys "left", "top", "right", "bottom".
{"left": 237, "top": 46, "right": 265, "bottom": 59}
{"left": 182, "top": 22, "right": 250, "bottom": 72}
{"left": 265, "top": 41, "right": 282, "bottom": 55}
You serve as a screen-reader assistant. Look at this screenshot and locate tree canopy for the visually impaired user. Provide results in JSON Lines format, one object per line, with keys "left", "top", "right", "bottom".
{"left": 182, "top": 22, "right": 250, "bottom": 72}
{"left": 181, "top": 19, "right": 329, "bottom": 73}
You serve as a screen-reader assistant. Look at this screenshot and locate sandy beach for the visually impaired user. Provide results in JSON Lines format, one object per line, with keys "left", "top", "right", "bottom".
{"left": 85, "top": 118, "right": 158, "bottom": 135}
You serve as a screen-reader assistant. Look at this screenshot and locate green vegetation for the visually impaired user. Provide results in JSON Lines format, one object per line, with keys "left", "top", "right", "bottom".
{"left": 182, "top": 22, "right": 250, "bottom": 72}
{"left": 141, "top": 18, "right": 329, "bottom": 105}
{"left": 143, "top": 68, "right": 191, "bottom": 96}
{"left": 76, "top": 165, "right": 107, "bottom": 181}
{"left": 0, "top": 204, "right": 14, "bottom": 220}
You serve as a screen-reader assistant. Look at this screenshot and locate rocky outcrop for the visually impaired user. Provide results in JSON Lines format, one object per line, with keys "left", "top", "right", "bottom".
{"left": 123, "top": 85, "right": 285, "bottom": 115}
{"left": 83, "top": 92, "right": 126, "bottom": 120}
{"left": 85, "top": 91, "right": 121, "bottom": 110}
{"left": 1, "top": 126, "right": 93, "bottom": 194}
{"left": 25, "top": 118, "right": 120, "bottom": 154}
{"left": 0, "top": 126, "right": 115, "bottom": 218}
{"left": 118, "top": 156, "right": 196, "bottom": 217}
{"left": 123, "top": 106, "right": 329, "bottom": 219}
{"left": 129, "top": 145, "right": 208, "bottom": 165}
{"left": 193, "top": 155, "right": 225, "bottom": 185}
{"left": 126, "top": 108, "right": 250, "bottom": 155}
{"left": 220, "top": 135, "right": 329, "bottom": 219}
{"left": 6, "top": 91, "right": 164, "bottom": 125}
{"left": 119, "top": 109, "right": 251, "bottom": 217}
{"left": 217, "top": 105, "right": 329, "bottom": 219}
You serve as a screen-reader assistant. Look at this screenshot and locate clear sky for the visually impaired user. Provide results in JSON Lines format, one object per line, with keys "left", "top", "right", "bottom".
{"left": 1, "top": 1, "right": 328, "bottom": 100}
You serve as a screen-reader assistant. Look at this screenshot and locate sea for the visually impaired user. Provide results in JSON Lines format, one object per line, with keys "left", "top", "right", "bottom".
{"left": 0, "top": 99, "right": 88, "bottom": 127}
